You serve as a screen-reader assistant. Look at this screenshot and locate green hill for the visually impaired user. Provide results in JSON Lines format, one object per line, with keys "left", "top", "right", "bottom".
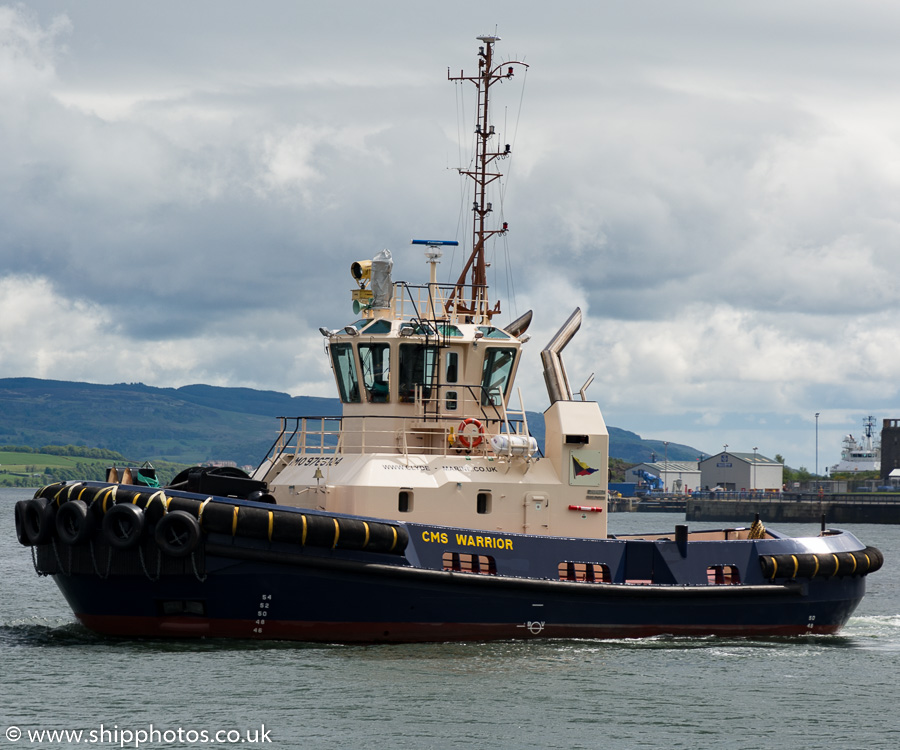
{"left": 0, "top": 377, "right": 704, "bottom": 468}
{"left": 0, "top": 446, "right": 189, "bottom": 488}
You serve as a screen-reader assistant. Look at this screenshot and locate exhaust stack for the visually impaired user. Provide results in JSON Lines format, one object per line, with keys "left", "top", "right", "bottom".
{"left": 541, "top": 307, "right": 581, "bottom": 403}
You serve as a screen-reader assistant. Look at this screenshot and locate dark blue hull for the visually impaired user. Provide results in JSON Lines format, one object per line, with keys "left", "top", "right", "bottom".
{"left": 51, "top": 553, "right": 864, "bottom": 641}
{"left": 21, "top": 483, "right": 878, "bottom": 642}
{"left": 44, "top": 534, "right": 867, "bottom": 642}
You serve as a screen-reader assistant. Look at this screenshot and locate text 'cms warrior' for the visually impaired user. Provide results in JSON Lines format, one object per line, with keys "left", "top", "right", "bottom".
{"left": 15, "top": 36, "right": 882, "bottom": 642}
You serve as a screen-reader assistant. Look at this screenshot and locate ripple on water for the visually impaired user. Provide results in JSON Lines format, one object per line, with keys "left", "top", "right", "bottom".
{"left": 0, "top": 619, "right": 97, "bottom": 648}
{"left": 842, "top": 614, "right": 900, "bottom": 649}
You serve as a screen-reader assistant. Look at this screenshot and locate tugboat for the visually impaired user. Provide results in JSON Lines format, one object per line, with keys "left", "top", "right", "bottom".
{"left": 14, "top": 36, "right": 882, "bottom": 641}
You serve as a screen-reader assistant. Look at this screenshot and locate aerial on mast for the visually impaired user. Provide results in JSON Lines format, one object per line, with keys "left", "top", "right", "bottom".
{"left": 448, "top": 35, "right": 528, "bottom": 324}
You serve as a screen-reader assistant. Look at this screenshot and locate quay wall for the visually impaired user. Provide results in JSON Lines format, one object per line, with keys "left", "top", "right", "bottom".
{"left": 686, "top": 494, "right": 900, "bottom": 524}
{"left": 608, "top": 497, "right": 638, "bottom": 512}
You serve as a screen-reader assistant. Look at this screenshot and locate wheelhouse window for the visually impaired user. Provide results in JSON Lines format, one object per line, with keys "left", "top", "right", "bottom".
{"left": 477, "top": 326, "right": 510, "bottom": 339}
{"left": 445, "top": 351, "right": 460, "bottom": 410}
{"left": 398, "top": 344, "right": 438, "bottom": 402}
{"left": 359, "top": 342, "right": 391, "bottom": 403}
{"left": 445, "top": 351, "right": 459, "bottom": 383}
{"left": 480, "top": 347, "right": 517, "bottom": 406}
{"left": 330, "top": 343, "right": 360, "bottom": 403}
{"left": 398, "top": 490, "right": 413, "bottom": 513}
{"left": 360, "top": 319, "right": 392, "bottom": 334}
{"left": 438, "top": 324, "right": 463, "bottom": 338}
{"left": 412, "top": 323, "right": 462, "bottom": 337}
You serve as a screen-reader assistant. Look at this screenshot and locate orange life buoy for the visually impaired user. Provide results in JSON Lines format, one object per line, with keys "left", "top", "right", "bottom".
{"left": 457, "top": 418, "right": 485, "bottom": 449}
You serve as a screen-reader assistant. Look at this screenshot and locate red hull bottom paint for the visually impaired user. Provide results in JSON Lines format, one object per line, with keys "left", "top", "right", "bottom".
{"left": 76, "top": 614, "right": 843, "bottom": 643}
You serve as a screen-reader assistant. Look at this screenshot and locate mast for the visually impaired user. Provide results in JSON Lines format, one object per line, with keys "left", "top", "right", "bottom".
{"left": 448, "top": 35, "right": 528, "bottom": 324}
{"left": 864, "top": 415, "right": 877, "bottom": 454}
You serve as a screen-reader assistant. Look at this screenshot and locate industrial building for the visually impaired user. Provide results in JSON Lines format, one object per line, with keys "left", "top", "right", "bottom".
{"left": 698, "top": 451, "right": 782, "bottom": 491}
{"left": 881, "top": 418, "right": 900, "bottom": 481}
{"left": 627, "top": 462, "right": 701, "bottom": 494}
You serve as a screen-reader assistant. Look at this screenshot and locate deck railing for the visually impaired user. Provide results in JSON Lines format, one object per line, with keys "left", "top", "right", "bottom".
{"left": 391, "top": 281, "right": 490, "bottom": 325}
{"left": 257, "top": 412, "right": 538, "bottom": 473}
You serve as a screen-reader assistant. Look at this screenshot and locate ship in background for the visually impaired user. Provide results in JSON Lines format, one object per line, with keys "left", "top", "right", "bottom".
{"left": 831, "top": 416, "right": 881, "bottom": 474}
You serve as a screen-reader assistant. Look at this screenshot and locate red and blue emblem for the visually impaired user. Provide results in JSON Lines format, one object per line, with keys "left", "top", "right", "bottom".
{"left": 572, "top": 455, "right": 598, "bottom": 477}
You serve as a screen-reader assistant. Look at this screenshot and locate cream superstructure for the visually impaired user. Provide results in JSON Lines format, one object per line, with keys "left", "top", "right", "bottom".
{"left": 254, "top": 255, "right": 610, "bottom": 539}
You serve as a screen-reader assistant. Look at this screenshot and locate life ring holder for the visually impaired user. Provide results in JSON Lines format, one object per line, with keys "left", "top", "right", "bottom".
{"left": 457, "top": 418, "right": 485, "bottom": 449}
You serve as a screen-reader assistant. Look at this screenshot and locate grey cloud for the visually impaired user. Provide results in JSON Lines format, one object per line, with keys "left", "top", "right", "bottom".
{"left": 5, "top": 1, "right": 900, "bottom": 471}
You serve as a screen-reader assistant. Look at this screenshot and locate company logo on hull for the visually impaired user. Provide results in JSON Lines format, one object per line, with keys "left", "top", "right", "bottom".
{"left": 420, "top": 530, "right": 514, "bottom": 550}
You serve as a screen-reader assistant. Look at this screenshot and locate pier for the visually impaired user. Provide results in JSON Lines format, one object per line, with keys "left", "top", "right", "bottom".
{"left": 686, "top": 492, "right": 900, "bottom": 524}
{"left": 608, "top": 496, "right": 686, "bottom": 512}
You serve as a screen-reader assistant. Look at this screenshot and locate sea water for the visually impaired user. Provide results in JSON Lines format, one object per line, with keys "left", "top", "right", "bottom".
{"left": 1, "top": 486, "right": 898, "bottom": 750}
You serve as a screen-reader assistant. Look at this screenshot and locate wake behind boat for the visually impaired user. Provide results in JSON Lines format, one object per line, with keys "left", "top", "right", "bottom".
{"left": 14, "top": 36, "right": 882, "bottom": 642}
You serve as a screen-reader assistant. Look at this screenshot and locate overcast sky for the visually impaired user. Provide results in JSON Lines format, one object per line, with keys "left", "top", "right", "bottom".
{"left": 2, "top": 1, "right": 899, "bottom": 473}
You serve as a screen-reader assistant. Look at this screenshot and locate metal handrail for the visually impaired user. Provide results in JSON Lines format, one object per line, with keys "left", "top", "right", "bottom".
{"left": 258, "top": 412, "right": 536, "bottom": 466}
{"left": 391, "top": 281, "right": 490, "bottom": 323}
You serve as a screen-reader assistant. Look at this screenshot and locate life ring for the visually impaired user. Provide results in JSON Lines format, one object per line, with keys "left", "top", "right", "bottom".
{"left": 56, "top": 499, "right": 94, "bottom": 546}
{"left": 457, "top": 418, "right": 485, "bottom": 449}
{"left": 102, "top": 503, "right": 145, "bottom": 549}
{"left": 155, "top": 510, "right": 201, "bottom": 558}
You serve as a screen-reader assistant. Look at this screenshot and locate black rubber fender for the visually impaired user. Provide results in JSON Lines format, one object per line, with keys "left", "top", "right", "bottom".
{"left": 760, "top": 546, "right": 884, "bottom": 579}
{"left": 113, "top": 488, "right": 145, "bottom": 507}
{"left": 34, "top": 482, "right": 67, "bottom": 502}
{"left": 14, "top": 500, "right": 30, "bottom": 546}
{"left": 139, "top": 491, "right": 168, "bottom": 527}
{"left": 55, "top": 499, "right": 94, "bottom": 546}
{"left": 305, "top": 514, "right": 340, "bottom": 548}
{"left": 834, "top": 551, "right": 859, "bottom": 576}
{"left": 334, "top": 517, "right": 374, "bottom": 550}
{"left": 167, "top": 495, "right": 202, "bottom": 517}
{"left": 54, "top": 482, "right": 87, "bottom": 507}
{"left": 94, "top": 485, "right": 121, "bottom": 514}
{"left": 235, "top": 506, "right": 273, "bottom": 540}
{"left": 793, "top": 554, "right": 820, "bottom": 579}
{"left": 270, "top": 511, "right": 305, "bottom": 544}
{"left": 858, "top": 546, "right": 884, "bottom": 574}
{"left": 102, "top": 503, "right": 145, "bottom": 549}
{"left": 196, "top": 500, "right": 238, "bottom": 535}
{"left": 24, "top": 497, "right": 56, "bottom": 545}
{"left": 364, "top": 521, "right": 408, "bottom": 553}
{"left": 72, "top": 484, "right": 106, "bottom": 508}
{"left": 32, "top": 481, "right": 409, "bottom": 555}
{"left": 155, "top": 510, "right": 201, "bottom": 558}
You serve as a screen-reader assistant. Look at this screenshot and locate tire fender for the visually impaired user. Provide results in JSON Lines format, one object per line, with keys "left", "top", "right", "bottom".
{"left": 23, "top": 497, "right": 56, "bottom": 545}
{"left": 56, "top": 499, "right": 95, "bottom": 546}
{"left": 155, "top": 510, "right": 201, "bottom": 558}
{"left": 102, "top": 503, "right": 145, "bottom": 549}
